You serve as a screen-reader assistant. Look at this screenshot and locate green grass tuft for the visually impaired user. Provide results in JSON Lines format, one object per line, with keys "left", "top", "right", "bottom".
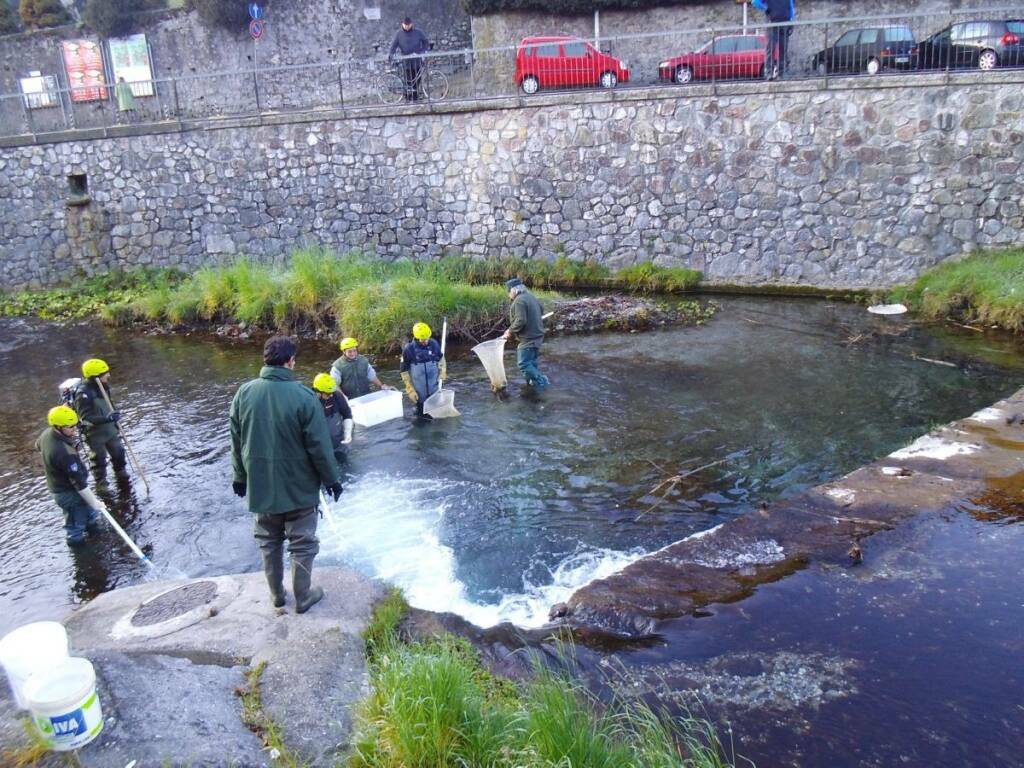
{"left": 363, "top": 587, "right": 409, "bottom": 663}
{"left": 892, "top": 247, "right": 1024, "bottom": 331}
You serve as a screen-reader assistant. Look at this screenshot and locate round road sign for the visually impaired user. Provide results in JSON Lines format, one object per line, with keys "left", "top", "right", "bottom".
{"left": 249, "top": 19, "right": 265, "bottom": 40}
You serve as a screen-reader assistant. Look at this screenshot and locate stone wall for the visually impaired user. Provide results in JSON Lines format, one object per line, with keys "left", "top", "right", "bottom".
{"left": 1, "top": 75, "right": 1023, "bottom": 289}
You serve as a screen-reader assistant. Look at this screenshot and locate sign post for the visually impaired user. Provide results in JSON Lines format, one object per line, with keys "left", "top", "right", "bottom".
{"left": 248, "top": 5, "right": 264, "bottom": 112}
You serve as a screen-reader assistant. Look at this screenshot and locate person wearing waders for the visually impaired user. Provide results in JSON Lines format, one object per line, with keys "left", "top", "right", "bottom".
{"left": 36, "top": 406, "right": 101, "bottom": 546}
{"left": 74, "top": 358, "right": 129, "bottom": 485}
{"left": 230, "top": 336, "right": 343, "bottom": 613}
{"left": 503, "top": 278, "right": 549, "bottom": 391}
{"left": 313, "top": 373, "right": 354, "bottom": 465}
{"left": 400, "top": 322, "right": 446, "bottom": 420}
{"left": 331, "top": 337, "right": 394, "bottom": 400}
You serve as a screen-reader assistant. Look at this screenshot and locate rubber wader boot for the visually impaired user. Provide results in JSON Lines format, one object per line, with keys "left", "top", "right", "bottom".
{"left": 263, "top": 552, "right": 286, "bottom": 608}
{"left": 292, "top": 555, "right": 324, "bottom": 614}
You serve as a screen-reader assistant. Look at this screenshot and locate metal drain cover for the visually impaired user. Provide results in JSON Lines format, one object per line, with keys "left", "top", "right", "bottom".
{"left": 131, "top": 581, "right": 218, "bottom": 627}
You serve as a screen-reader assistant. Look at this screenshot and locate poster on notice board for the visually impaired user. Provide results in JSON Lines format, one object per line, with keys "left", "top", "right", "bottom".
{"left": 61, "top": 39, "right": 105, "bottom": 102}
{"left": 108, "top": 34, "right": 155, "bottom": 97}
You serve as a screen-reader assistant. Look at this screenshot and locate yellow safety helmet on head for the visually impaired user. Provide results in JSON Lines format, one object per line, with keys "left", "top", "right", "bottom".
{"left": 412, "top": 322, "right": 432, "bottom": 341}
{"left": 82, "top": 358, "right": 110, "bottom": 378}
{"left": 48, "top": 405, "right": 79, "bottom": 428}
{"left": 339, "top": 337, "right": 359, "bottom": 352}
{"left": 313, "top": 373, "right": 337, "bottom": 393}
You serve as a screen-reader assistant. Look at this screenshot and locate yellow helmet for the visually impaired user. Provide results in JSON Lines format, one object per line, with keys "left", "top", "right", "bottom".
{"left": 48, "top": 405, "right": 79, "bottom": 428}
{"left": 82, "top": 358, "right": 110, "bottom": 378}
{"left": 412, "top": 322, "right": 432, "bottom": 341}
{"left": 339, "top": 337, "right": 359, "bottom": 352}
{"left": 313, "top": 373, "right": 336, "bottom": 393}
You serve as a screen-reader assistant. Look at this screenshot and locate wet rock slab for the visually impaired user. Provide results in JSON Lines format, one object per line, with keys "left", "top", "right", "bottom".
{"left": 58, "top": 566, "right": 385, "bottom": 767}
{"left": 561, "top": 389, "right": 1024, "bottom": 637}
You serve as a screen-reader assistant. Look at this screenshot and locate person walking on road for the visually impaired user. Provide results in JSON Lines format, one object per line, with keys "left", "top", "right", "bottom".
{"left": 388, "top": 16, "right": 431, "bottom": 101}
{"left": 36, "top": 406, "right": 101, "bottom": 546}
{"left": 331, "top": 337, "right": 394, "bottom": 400}
{"left": 503, "top": 278, "right": 549, "bottom": 392}
{"left": 751, "top": 0, "right": 795, "bottom": 78}
{"left": 313, "top": 373, "right": 354, "bottom": 465}
{"left": 230, "top": 336, "right": 343, "bottom": 613}
{"left": 400, "top": 322, "right": 445, "bottom": 420}
{"left": 74, "top": 358, "right": 129, "bottom": 485}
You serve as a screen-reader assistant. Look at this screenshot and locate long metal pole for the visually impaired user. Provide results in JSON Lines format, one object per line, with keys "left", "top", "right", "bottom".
{"left": 79, "top": 488, "right": 154, "bottom": 568}
{"left": 96, "top": 378, "right": 151, "bottom": 497}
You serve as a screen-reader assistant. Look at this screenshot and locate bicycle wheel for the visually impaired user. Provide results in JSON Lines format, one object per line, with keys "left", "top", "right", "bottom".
{"left": 378, "top": 73, "right": 406, "bottom": 105}
{"left": 423, "top": 69, "right": 449, "bottom": 101}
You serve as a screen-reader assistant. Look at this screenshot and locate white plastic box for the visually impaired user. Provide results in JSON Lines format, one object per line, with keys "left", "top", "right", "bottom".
{"left": 349, "top": 390, "right": 404, "bottom": 427}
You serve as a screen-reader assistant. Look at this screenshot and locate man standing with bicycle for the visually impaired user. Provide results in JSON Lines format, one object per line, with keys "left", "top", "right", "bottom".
{"left": 388, "top": 16, "right": 431, "bottom": 101}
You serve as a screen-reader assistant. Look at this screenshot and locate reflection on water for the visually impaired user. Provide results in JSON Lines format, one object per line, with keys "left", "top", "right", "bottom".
{"left": 2, "top": 298, "right": 1024, "bottom": 639}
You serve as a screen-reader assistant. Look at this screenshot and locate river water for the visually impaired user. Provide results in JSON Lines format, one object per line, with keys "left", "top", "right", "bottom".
{"left": 2, "top": 296, "right": 1023, "bottom": 763}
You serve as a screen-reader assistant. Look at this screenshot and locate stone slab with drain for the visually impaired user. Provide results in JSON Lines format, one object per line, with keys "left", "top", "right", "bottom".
{"left": 57, "top": 566, "right": 387, "bottom": 767}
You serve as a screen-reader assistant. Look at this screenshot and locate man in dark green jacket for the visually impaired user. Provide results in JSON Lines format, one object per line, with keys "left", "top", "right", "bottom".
{"left": 75, "top": 358, "right": 128, "bottom": 484}
{"left": 230, "top": 336, "right": 344, "bottom": 613}
{"left": 502, "top": 278, "right": 549, "bottom": 391}
{"left": 330, "top": 336, "right": 393, "bottom": 400}
{"left": 36, "top": 405, "right": 100, "bottom": 545}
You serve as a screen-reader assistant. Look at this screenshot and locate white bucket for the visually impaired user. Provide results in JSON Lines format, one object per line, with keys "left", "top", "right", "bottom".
{"left": 24, "top": 657, "right": 103, "bottom": 751}
{"left": 0, "top": 621, "right": 69, "bottom": 709}
{"left": 350, "top": 389, "right": 404, "bottom": 427}
{"left": 471, "top": 338, "right": 508, "bottom": 390}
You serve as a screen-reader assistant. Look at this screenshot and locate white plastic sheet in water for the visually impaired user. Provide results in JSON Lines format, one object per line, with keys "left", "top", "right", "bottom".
{"left": 471, "top": 337, "right": 507, "bottom": 389}
{"left": 867, "top": 303, "right": 908, "bottom": 315}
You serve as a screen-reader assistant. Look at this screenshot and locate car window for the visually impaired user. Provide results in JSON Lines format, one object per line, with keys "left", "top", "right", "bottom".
{"left": 836, "top": 30, "right": 860, "bottom": 46}
{"left": 563, "top": 42, "right": 587, "bottom": 57}
{"left": 954, "top": 22, "right": 988, "bottom": 40}
{"left": 859, "top": 29, "right": 879, "bottom": 44}
{"left": 536, "top": 44, "right": 560, "bottom": 58}
{"left": 736, "top": 37, "right": 762, "bottom": 51}
{"left": 1008, "top": 21, "right": 1024, "bottom": 34}
{"left": 712, "top": 37, "right": 738, "bottom": 54}
{"left": 931, "top": 27, "right": 952, "bottom": 44}
{"left": 522, "top": 46, "right": 536, "bottom": 58}
{"left": 885, "top": 26, "right": 914, "bottom": 42}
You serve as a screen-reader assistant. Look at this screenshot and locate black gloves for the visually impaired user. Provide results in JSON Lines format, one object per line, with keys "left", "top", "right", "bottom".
{"left": 108, "top": 411, "right": 121, "bottom": 423}
{"left": 232, "top": 481, "right": 246, "bottom": 498}
{"left": 326, "top": 482, "right": 343, "bottom": 501}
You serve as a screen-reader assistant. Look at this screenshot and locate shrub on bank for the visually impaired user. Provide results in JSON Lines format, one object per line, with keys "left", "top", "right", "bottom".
{"left": 892, "top": 247, "right": 1024, "bottom": 331}
{"left": 351, "top": 590, "right": 741, "bottom": 768}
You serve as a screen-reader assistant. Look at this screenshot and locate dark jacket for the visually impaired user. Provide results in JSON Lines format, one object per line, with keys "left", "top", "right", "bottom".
{"left": 400, "top": 339, "right": 443, "bottom": 400}
{"left": 229, "top": 366, "right": 339, "bottom": 516}
{"left": 332, "top": 354, "right": 372, "bottom": 399}
{"left": 753, "top": 0, "right": 794, "bottom": 23}
{"left": 74, "top": 379, "right": 119, "bottom": 442}
{"left": 320, "top": 392, "right": 353, "bottom": 450}
{"left": 389, "top": 27, "right": 430, "bottom": 58}
{"left": 36, "top": 427, "right": 89, "bottom": 495}
{"left": 509, "top": 289, "right": 545, "bottom": 350}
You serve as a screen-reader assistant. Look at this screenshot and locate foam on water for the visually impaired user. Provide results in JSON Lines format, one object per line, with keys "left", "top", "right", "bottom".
{"left": 318, "top": 472, "right": 644, "bottom": 628}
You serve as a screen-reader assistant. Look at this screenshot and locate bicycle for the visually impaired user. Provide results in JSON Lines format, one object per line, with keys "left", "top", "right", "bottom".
{"left": 377, "top": 56, "right": 449, "bottom": 105}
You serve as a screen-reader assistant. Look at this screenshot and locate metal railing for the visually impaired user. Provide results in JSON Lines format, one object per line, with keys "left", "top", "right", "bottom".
{"left": 1, "top": 5, "right": 1022, "bottom": 142}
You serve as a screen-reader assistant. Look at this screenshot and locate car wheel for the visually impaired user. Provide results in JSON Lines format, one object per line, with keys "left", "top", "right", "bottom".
{"left": 978, "top": 50, "right": 998, "bottom": 70}
{"left": 600, "top": 71, "right": 618, "bottom": 89}
{"left": 816, "top": 60, "right": 827, "bottom": 76}
{"left": 521, "top": 76, "right": 539, "bottom": 95}
{"left": 866, "top": 58, "right": 880, "bottom": 75}
{"left": 674, "top": 65, "right": 693, "bottom": 84}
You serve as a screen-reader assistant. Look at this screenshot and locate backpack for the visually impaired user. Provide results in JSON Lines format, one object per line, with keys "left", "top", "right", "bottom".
{"left": 58, "top": 377, "right": 84, "bottom": 410}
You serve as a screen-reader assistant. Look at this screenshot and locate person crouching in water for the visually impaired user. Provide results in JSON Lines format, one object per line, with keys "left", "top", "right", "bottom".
{"left": 36, "top": 406, "right": 101, "bottom": 546}
{"left": 400, "top": 321, "right": 446, "bottom": 420}
{"left": 313, "top": 373, "right": 354, "bottom": 464}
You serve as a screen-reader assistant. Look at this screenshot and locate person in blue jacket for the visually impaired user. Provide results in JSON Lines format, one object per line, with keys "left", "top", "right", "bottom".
{"left": 751, "top": 0, "right": 795, "bottom": 78}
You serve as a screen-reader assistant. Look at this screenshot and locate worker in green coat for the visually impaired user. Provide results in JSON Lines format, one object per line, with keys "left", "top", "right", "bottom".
{"left": 230, "top": 336, "right": 343, "bottom": 613}
{"left": 331, "top": 337, "right": 393, "bottom": 400}
{"left": 36, "top": 405, "right": 100, "bottom": 546}
{"left": 503, "top": 278, "right": 549, "bottom": 391}
{"left": 74, "top": 358, "right": 129, "bottom": 484}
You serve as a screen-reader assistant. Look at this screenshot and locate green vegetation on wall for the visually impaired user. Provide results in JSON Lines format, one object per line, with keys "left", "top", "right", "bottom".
{"left": 462, "top": 0, "right": 712, "bottom": 15}
{"left": 192, "top": 0, "right": 248, "bottom": 31}
{"left": 84, "top": 0, "right": 164, "bottom": 38}
{"left": 891, "top": 247, "right": 1024, "bottom": 332}
{"left": 0, "top": 2, "right": 20, "bottom": 33}
{"left": 18, "top": 0, "right": 70, "bottom": 28}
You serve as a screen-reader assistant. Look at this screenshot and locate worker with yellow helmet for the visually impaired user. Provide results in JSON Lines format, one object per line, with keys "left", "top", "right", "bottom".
{"left": 74, "top": 358, "right": 129, "bottom": 484}
{"left": 34, "top": 406, "right": 101, "bottom": 545}
{"left": 400, "top": 322, "right": 446, "bottom": 420}
{"left": 312, "top": 373, "right": 355, "bottom": 463}
{"left": 330, "top": 337, "right": 394, "bottom": 400}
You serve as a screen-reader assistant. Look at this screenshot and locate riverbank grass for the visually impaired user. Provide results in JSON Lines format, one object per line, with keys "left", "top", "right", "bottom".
{"left": 892, "top": 248, "right": 1024, "bottom": 330}
{"left": 351, "top": 591, "right": 740, "bottom": 768}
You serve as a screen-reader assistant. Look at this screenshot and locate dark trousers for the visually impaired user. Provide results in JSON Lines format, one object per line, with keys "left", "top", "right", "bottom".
{"left": 55, "top": 490, "right": 100, "bottom": 545}
{"left": 517, "top": 346, "right": 549, "bottom": 390}
{"left": 85, "top": 431, "right": 127, "bottom": 477}
{"left": 402, "top": 58, "right": 423, "bottom": 101}
{"left": 769, "top": 26, "right": 791, "bottom": 77}
{"left": 253, "top": 507, "right": 320, "bottom": 569}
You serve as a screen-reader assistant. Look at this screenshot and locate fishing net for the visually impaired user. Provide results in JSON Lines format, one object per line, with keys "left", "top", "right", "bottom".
{"left": 423, "top": 388, "right": 460, "bottom": 419}
{"left": 472, "top": 338, "right": 508, "bottom": 390}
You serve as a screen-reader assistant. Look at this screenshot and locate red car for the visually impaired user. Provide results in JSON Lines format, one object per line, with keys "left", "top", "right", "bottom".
{"left": 515, "top": 36, "right": 630, "bottom": 94}
{"left": 658, "top": 34, "right": 768, "bottom": 84}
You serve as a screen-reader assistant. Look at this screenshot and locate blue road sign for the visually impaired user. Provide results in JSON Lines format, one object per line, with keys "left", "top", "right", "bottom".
{"left": 248, "top": 3, "right": 263, "bottom": 20}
